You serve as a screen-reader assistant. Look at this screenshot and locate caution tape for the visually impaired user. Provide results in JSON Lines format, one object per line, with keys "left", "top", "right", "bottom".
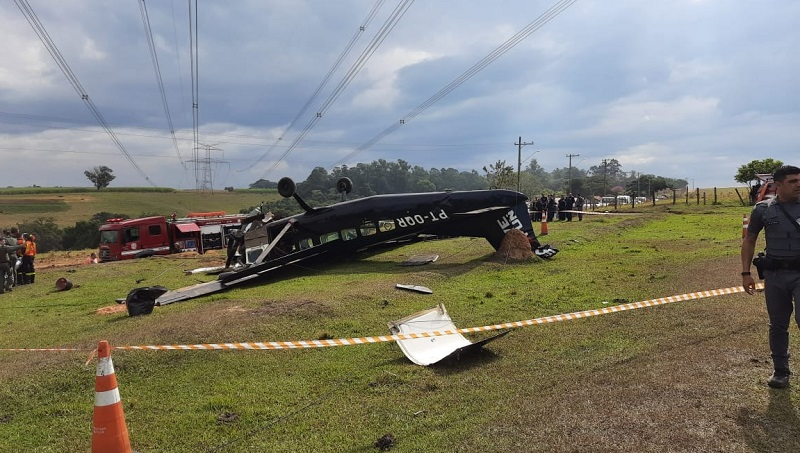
{"left": 113, "top": 283, "right": 763, "bottom": 351}
{"left": 0, "top": 283, "right": 763, "bottom": 353}
{"left": 556, "top": 210, "right": 641, "bottom": 216}
{"left": 0, "top": 347, "right": 82, "bottom": 352}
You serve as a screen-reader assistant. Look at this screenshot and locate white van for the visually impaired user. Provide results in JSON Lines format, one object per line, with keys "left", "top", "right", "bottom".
{"left": 599, "top": 195, "right": 631, "bottom": 206}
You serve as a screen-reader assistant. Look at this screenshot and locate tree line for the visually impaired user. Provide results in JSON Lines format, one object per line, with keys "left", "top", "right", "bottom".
{"left": 251, "top": 158, "right": 689, "bottom": 203}
{"left": 13, "top": 212, "right": 126, "bottom": 254}
{"left": 30, "top": 157, "right": 773, "bottom": 253}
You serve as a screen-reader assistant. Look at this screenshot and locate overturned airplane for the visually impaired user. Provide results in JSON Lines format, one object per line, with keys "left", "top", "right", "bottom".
{"left": 124, "top": 177, "right": 558, "bottom": 311}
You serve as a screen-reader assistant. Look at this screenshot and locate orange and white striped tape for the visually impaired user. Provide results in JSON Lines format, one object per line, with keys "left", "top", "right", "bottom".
{"left": 0, "top": 347, "right": 81, "bottom": 352}
{"left": 113, "top": 283, "right": 763, "bottom": 351}
{"left": 0, "top": 283, "right": 763, "bottom": 353}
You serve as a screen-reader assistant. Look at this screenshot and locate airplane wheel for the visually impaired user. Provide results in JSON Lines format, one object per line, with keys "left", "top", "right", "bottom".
{"left": 336, "top": 177, "right": 353, "bottom": 194}
{"left": 277, "top": 177, "right": 296, "bottom": 198}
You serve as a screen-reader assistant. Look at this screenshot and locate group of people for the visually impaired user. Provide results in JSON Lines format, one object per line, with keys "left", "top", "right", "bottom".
{"left": 531, "top": 193, "right": 585, "bottom": 222}
{"left": 0, "top": 227, "right": 37, "bottom": 293}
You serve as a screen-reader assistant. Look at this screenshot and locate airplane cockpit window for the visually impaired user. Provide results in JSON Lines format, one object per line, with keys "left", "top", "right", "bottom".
{"left": 320, "top": 232, "right": 340, "bottom": 244}
{"left": 359, "top": 221, "right": 377, "bottom": 236}
{"left": 341, "top": 228, "right": 357, "bottom": 241}
{"left": 378, "top": 220, "right": 395, "bottom": 232}
{"left": 297, "top": 238, "right": 313, "bottom": 250}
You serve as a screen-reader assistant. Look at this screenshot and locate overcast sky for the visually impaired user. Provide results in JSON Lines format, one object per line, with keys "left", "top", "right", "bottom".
{"left": 1, "top": 0, "right": 798, "bottom": 190}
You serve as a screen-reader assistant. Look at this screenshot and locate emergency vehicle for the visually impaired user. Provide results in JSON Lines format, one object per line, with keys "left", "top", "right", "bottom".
{"left": 752, "top": 173, "right": 777, "bottom": 204}
{"left": 98, "top": 211, "right": 247, "bottom": 262}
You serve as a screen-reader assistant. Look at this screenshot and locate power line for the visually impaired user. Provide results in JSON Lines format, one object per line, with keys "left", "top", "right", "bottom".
{"left": 258, "top": 0, "right": 416, "bottom": 181}
{"left": 13, "top": 0, "right": 158, "bottom": 187}
{"left": 333, "top": 0, "right": 579, "bottom": 167}
{"left": 0, "top": 110, "right": 514, "bottom": 154}
{"left": 240, "top": 0, "right": 388, "bottom": 172}
{"left": 138, "top": 0, "right": 187, "bottom": 170}
{"left": 188, "top": 0, "right": 201, "bottom": 190}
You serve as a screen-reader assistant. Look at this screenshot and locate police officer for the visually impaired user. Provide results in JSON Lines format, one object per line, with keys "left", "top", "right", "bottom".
{"left": 741, "top": 165, "right": 800, "bottom": 388}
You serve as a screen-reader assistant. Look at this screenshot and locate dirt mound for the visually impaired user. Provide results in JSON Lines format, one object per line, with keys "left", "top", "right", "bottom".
{"left": 96, "top": 304, "right": 127, "bottom": 315}
{"left": 494, "top": 229, "right": 534, "bottom": 261}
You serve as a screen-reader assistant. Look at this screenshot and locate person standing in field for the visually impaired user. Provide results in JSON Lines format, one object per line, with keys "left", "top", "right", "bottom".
{"left": 0, "top": 232, "right": 14, "bottom": 293}
{"left": 3, "top": 229, "right": 21, "bottom": 290}
{"left": 741, "top": 165, "right": 800, "bottom": 389}
{"left": 564, "top": 193, "right": 575, "bottom": 221}
{"left": 575, "top": 194, "right": 585, "bottom": 221}
{"left": 20, "top": 233, "right": 37, "bottom": 284}
{"left": 14, "top": 230, "right": 24, "bottom": 285}
{"left": 546, "top": 195, "right": 556, "bottom": 222}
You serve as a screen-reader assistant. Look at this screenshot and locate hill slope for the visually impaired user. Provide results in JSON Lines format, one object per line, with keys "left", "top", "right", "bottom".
{"left": 0, "top": 189, "right": 281, "bottom": 228}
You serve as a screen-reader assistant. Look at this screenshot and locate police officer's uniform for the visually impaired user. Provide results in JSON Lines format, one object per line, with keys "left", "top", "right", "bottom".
{"left": 747, "top": 197, "right": 800, "bottom": 377}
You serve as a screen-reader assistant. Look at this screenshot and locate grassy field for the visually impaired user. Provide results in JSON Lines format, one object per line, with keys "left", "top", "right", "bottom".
{"left": 0, "top": 188, "right": 282, "bottom": 228}
{"left": 2, "top": 187, "right": 796, "bottom": 452}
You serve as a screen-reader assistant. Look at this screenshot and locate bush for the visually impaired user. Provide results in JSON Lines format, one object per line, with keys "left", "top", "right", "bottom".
{"left": 16, "top": 218, "right": 62, "bottom": 253}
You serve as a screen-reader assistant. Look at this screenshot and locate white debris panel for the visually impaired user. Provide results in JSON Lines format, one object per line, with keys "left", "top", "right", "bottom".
{"left": 388, "top": 303, "right": 508, "bottom": 366}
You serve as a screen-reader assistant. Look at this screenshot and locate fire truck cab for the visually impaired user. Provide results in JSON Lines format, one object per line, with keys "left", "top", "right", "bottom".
{"left": 99, "top": 212, "right": 246, "bottom": 262}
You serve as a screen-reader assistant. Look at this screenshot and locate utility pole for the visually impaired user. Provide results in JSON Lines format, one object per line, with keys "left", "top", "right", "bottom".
{"left": 636, "top": 171, "right": 641, "bottom": 199}
{"left": 566, "top": 153, "right": 580, "bottom": 193}
{"left": 515, "top": 136, "right": 534, "bottom": 193}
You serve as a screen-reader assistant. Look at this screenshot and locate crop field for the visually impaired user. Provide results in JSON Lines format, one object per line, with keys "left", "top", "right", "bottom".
{"left": 0, "top": 188, "right": 281, "bottom": 228}
{"left": 1, "top": 188, "right": 796, "bottom": 452}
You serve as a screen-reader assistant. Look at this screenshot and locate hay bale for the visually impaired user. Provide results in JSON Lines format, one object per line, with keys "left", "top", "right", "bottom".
{"left": 495, "top": 228, "right": 534, "bottom": 261}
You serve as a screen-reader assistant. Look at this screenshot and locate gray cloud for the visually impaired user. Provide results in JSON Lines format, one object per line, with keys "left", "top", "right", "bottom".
{"left": 1, "top": 0, "right": 797, "bottom": 190}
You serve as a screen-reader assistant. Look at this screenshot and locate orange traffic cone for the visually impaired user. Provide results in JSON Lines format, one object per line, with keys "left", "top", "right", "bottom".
{"left": 742, "top": 215, "right": 749, "bottom": 239}
{"left": 540, "top": 211, "right": 549, "bottom": 236}
{"left": 92, "top": 341, "right": 132, "bottom": 453}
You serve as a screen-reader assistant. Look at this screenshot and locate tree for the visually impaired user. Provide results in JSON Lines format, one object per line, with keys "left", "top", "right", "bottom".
{"left": 61, "top": 212, "right": 128, "bottom": 251}
{"left": 588, "top": 159, "right": 625, "bottom": 195}
{"left": 84, "top": 166, "right": 116, "bottom": 190}
{"left": 735, "top": 159, "right": 783, "bottom": 186}
{"left": 249, "top": 179, "right": 278, "bottom": 189}
{"left": 17, "top": 217, "right": 62, "bottom": 253}
{"left": 482, "top": 160, "right": 515, "bottom": 190}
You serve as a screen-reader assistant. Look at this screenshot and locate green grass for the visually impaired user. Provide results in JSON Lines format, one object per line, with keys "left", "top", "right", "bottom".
{"left": 0, "top": 192, "right": 795, "bottom": 452}
{"left": 0, "top": 189, "right": 282, "bottom": 228}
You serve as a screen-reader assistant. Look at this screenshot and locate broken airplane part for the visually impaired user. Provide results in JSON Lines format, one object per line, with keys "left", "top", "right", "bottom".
{"left": 124, "top": 177, "right": 558, "bottom": 312}
{"left": 395, "top": 284, "right": 433, "bottom": 294}
{"left": 388, "top": 303, "right": 509, "bottom": 366}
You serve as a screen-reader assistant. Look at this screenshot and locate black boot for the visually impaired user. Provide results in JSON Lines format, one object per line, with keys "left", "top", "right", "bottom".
{"left": 768, "top": 369, "right": 791, "bottom": 389}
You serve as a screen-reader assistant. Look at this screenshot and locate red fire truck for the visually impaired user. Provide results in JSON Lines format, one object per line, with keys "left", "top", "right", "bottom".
{"left": 98, "top": 211, "right": 247, "bottom": 262}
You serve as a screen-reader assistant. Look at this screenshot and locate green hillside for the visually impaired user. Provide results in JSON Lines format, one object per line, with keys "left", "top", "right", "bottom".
{"left": 0, "top": 188, "right": 282, "bottom": 228}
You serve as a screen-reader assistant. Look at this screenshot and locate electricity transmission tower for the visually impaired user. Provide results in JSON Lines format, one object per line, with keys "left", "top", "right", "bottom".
{"left": 189, "top": 143, "right": 227, "bottom": 193}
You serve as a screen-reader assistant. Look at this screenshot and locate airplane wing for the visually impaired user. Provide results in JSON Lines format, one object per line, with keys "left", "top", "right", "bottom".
{"left": 155, "top": 280, "right": 226, "bottom": 306}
